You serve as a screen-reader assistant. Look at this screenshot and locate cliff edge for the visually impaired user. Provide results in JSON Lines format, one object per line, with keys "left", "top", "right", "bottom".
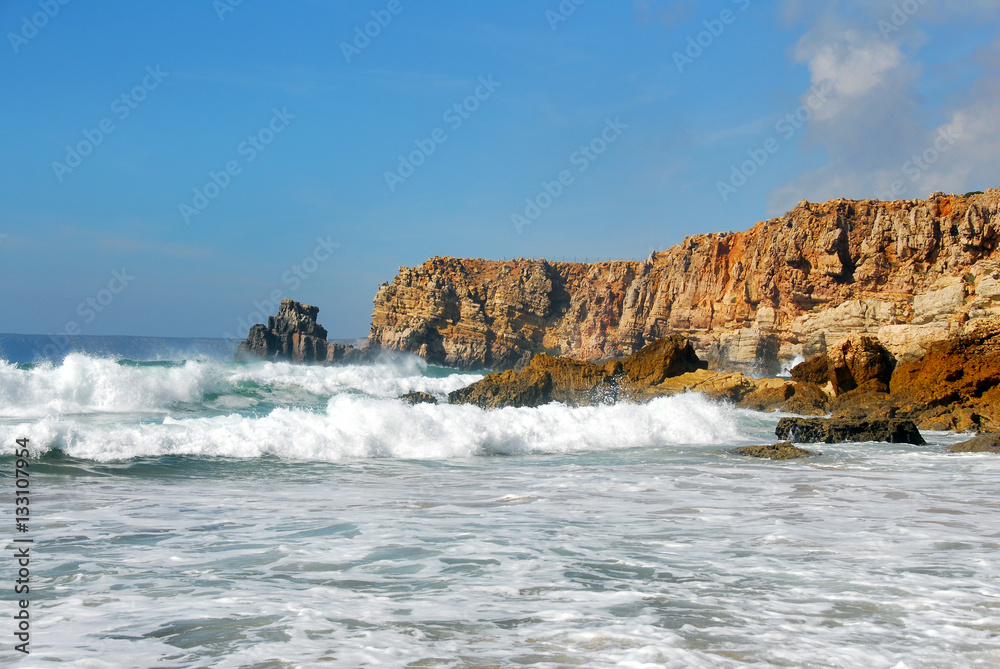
{"left": 370, "top": 189, "right": 1000, "bottom": 371}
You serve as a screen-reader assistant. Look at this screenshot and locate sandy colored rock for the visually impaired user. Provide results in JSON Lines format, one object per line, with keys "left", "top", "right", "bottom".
{"left": 791, "top": 333, "right": 895, "bottom": 396}
{"left": 449, "top": 335, "right": 703, "bottom": 409}
{"left": 948, "top": 434, "right": 1000, "bottom": 453}
{"left": 888, "top": 316, "right": 1000, "bottom": 432}
{"left": 737, "top": 442, "right": 821, "bottom": 460}
{"left": 371, "top": 190, "right": 1000, "bottom": 371}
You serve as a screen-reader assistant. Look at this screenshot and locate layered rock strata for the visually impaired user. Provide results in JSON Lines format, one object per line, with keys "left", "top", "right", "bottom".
{"left": 237, "top": 300, "right": 369, "bottom": 364}
{"left": 370, "top": 189, "right": 1000, "bottom": 372}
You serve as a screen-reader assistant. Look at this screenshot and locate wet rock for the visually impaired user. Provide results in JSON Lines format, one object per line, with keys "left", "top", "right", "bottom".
{"left": 775, "top": 417, "right": 925, "bottom": 444}
{"left": 948, "top": 433, "right": 1000, "bottom": 453}
{"left": 399, "top": 391, "right": 438, "bottom": 405}
{"left": 736, "top": 442, "right": 821, "bottom": 460}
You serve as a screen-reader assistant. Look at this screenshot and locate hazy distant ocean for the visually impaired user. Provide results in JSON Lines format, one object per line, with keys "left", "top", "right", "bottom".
{"left": 1, "top": 335, "right": 998, "bottom": 667}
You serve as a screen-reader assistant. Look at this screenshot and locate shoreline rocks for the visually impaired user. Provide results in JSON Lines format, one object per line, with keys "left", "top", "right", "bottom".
{"left": 775, "top": 417, "right": 925, "bottom": 445}
{"left": 447, "top": 335, "right": 707, "bottom": 409}
{"left": 737, "top": 442, "right": 821, "bottom": 460}
{"left": 948, "top": 434, "right": 1000, "bottom": 453}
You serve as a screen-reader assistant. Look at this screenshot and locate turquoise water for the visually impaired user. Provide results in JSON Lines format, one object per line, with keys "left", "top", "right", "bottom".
{"left": 0, "top": 340, "right": 998, "bottom": 666}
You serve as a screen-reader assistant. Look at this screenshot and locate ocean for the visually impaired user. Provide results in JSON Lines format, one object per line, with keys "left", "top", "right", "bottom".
{"left": 1, "top": 335, "right": 998, "bottom": 667}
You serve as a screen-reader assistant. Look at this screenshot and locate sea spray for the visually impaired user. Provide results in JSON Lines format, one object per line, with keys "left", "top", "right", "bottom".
{"left": 3, "top": 392, "right": 745, "bottom": 462}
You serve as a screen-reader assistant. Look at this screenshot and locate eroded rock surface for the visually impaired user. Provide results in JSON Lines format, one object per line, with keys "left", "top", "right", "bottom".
{"left": 237, "top": 299, "right": 369, "bottom": 365}
{"left": 371, "top": 190, "right": 1000, "bottom": 372}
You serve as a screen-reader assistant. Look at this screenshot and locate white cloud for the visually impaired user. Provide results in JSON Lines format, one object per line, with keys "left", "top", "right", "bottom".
{"left": 795, "top": 29, "right": 905, "bottom": 119}
{"left": 766, "top": 21, "right": 1000, "bottom": 213}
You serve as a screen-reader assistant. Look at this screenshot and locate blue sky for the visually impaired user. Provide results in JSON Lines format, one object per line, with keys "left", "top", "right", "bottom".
{"left": 1, "top": 0, "right": 998, "bottom": 339}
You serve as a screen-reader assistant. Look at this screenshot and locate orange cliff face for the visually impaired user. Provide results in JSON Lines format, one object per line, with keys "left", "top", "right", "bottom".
{"left": 369, "top": 189, "right": 1000, "bottom": 371}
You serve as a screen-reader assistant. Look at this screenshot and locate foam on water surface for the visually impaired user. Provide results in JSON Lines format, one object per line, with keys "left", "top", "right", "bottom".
{"left": 1, "top": 351, "right": 998, "bottom": 666}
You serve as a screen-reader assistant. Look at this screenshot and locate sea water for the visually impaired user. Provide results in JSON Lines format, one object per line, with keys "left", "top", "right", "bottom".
{"left": 1, "top": 337, "right": 998, "bottom": 667}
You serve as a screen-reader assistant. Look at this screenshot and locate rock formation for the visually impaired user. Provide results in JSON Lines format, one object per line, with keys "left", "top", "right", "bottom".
{"left": 786, "top": 316, "right": 1000, "bottom": 432}
{"left": 435, "top": 311, "right": 999, "bottom": 435}
{"left": 237, "top": 299, "right": 369, "bottom": 365}
{"left": 736, "top": 442, "right": 821, "bottom": 460}
{"left": 448, "top": 334, "right": 832, "bottom": 414}
{"left": 949, "top": 434, "right": 1000, "bottom": 453}
{"left": 448, "top": 335, "right": 706, "bottom": 409}
{"left": 370, "top": 189, "right": 1000, "bottom": 372}
{"left": 398, "top": 391, "right": 438, "bottom": 405}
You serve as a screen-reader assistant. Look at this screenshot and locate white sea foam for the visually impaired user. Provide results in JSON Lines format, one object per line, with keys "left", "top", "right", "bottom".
{"left": 0, "top": 353, "right": 480, "bottom": 418}
{"left": 11, "top": 442, "right": 1000, "bottom": 667}
{"left": 6, "top": 392, "right": 744, "bottom": 462}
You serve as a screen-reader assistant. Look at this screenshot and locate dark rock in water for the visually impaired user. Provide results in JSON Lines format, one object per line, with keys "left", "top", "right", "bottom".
{"left": 399, "top": 391, "right": 438, "bottom": 405}
{"left": 236, "top": 299, "right": 370, "bottom": 365}
{"left": 775, "top": 417, "right": 924, "bottom": 445}
{"left": 948, "top": 433, "right": 1000, "bottom": 453}
{"left": 737, "top": 442, "right": 820, "bottom": 460}
{"left": 448, "top": 335, "right": 703, "bottom": 409}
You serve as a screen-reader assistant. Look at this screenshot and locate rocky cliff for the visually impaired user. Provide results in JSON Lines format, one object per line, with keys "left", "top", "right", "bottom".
{"left": 370, "top": 189, "right": 1000, "bottom": 371}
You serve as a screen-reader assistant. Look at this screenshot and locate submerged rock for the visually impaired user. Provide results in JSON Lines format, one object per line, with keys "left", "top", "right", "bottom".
{"left": 736, "top": 442, "right": 821, "bottom": 460}
{"left": 236, "top": 299, "right": 370, "bottom": 365}
{"left": 399, "top": 391, "right": 438, "bottom": 405}
{"left": 948, "top": 433, "right": 1000, "bottom": 453}
{"left": 775, "top": 417, "right": 925, "bottom": 445}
